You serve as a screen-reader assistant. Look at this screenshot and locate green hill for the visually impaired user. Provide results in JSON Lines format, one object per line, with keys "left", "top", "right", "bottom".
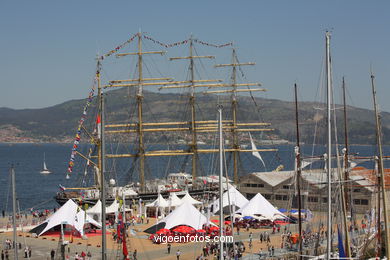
{"left": 0, "top": 88, "right": 388, "bottom": 145}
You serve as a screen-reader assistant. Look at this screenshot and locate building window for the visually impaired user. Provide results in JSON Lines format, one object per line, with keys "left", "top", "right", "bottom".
{"left": 282, "top": 185, "right": 290, "bottom": 189}
{"left": 275, "top": 195, "right": 282, "bottom": 200}
{"left": 322, "top": 198, "right": 327, "bottom": 203}
{"left": 308, "top": 197, "right": 318, "bottom": 203}
{"left": 353, "top": 199, "right": 368, "bottom": 205}
{"left": 264, "top": 194, "right": 272, "bottom": 200}
{"left": 353, "top": 189, "right": 361, "bottom": 193}
{"left": 245, "top": 183, "right": 264, "bottom": 188}
{"left": 282, "top": 195, "right": 288, "bottom": 200}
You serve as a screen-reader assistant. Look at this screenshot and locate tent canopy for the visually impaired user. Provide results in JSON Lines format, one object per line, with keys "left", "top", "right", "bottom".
{"left": 212, "top": 186, "right": 248, "bottom": 214}
{"left": 168, "top": 192, "right": 182, "bottom": 207}
{"left": 30, "top": 199, "right": 101, "bottom": 236}
{"left": 144, "top": 201, "right": 208, "bottom": 234}
{"left": 86, "top": 200, "right": 102, "bottom": 214}
{"left": 180, "top": 192, "right": 202, "bottom": 205}
{"left": 236, "top": 193, "right": 286, "bottom": 220}
{"left": 145, "top": 194, "right": 170, "bottom": 208}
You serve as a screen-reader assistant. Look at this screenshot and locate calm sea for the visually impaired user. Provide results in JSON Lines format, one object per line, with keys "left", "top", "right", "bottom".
{"left": 0, "top": 143, "right": 387, "bottom": 212}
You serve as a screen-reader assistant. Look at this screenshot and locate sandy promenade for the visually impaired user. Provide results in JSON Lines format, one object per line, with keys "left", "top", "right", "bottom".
{"left": 0, "top": 211, "right": 365, "bottom": 259}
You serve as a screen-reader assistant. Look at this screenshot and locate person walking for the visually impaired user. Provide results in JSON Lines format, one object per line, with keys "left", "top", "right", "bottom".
{"left": 1, "top": 250, "right": 4, "bottom": 260}
{"left": 167, "top": 243, "right": 171, "bottom": 254}
{"left": 50, "top": 249, "right": 55, "bottom": 260}
{"left": 176, "top": 249, "right": 181, "bottom": 260}
{"left": 133, "top": 249, "right": 137, "bottom": 260}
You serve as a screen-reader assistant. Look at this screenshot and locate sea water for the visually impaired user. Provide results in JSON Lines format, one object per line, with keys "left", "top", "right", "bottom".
{"left": 0, "top": 143, "right": 386, "bottom": 212}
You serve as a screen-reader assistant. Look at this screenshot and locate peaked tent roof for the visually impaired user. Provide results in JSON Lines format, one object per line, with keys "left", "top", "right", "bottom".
{"left": 168, "top": 192, "right": 183, "bottom": 207}
{"left": 144, "top": 201, "right": 208, "bottom": 233}
{"left": 106, "top": 199, "right": 120, "bottom": 214}
{"left": 236, "top": 193, "right": 286, "bottom": 220}
{"left": 212, "top": 186, "right": 249, "bottom": 214}
{"left": 30, "top": 199, "right": 101, "bottom": 236}
{"left": 86, "top": 199, "right": 131, "bottom": 217}
{"left": 145, "top": 194, "right": 170, "bottom": 208}
{"left": 181, "top": 192, "right": 202, "bottom": 205}
{"left": 86, "top": 200, "right": 102, "bottom": 214}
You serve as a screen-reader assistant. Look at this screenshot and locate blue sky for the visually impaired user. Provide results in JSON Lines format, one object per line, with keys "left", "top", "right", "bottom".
{"left": 0, "top": 1, "right": 389, "bottom": 111}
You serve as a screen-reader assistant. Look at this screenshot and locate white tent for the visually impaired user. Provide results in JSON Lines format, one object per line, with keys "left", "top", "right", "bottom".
{"left": 145, "top": 194, "right": 170, "bottom": 208}
{"left": 86, "top": 200, "right": 131, "bottom": 222}
{"left": 144, "top": 201, "right": 208, "bottom": 233}
{"left": 168, "top": 192, "right": 183, "bottom": 207}
{"left": 86, "top": 200, "right": 102, "bottom": 223}
{"left": 212, "top": 186, "right": 249, "bottom": 214}
{"left": 235, "top": 193, "right": 286, "bottom": 220}
{"left": 30, "top": 199, "right": 101, "bottom": 236}
{"left": 106, "top": 199, "right": 120, "bottom": 214}
{"left": 180, "top": 192, "right": 202, "bottom": 205}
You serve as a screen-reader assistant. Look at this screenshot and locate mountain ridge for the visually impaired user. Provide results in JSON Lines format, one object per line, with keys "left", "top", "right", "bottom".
{"left": 0, "top": 88, "right": 388, "bottom": 145}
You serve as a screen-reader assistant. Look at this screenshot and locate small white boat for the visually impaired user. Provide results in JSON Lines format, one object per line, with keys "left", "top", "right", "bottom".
{"left": 40, "top": 153, "right": 52, "bottom": 174}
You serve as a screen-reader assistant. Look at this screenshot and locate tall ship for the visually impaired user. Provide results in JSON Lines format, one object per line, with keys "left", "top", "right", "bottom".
{"left": 55, "top": 32, "right": 276, "bottom": 205}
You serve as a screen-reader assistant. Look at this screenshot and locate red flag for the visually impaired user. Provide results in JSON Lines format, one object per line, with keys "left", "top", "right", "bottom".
{"left": 96, "top": 115, "right": 101, "bottom": 138}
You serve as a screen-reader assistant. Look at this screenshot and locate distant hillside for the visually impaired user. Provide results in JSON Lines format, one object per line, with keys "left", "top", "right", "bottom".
{"left": 0, "top": 88, "right": 389, "bottom": 145}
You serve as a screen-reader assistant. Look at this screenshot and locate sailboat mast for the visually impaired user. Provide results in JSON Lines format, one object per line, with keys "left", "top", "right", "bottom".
{"left": 325, "top": 31, "right": 332, "bottom": 259}
{"left": 294, "top": 83, "right": 303, "bottom": 259}
{"left": 218, "top": 105, "right": 224, "bottom": 260}
{"left": 11, "top": 166, "right": 18, "bottom": 260}
{"left": 371, "top": 73, "right": 390, "bottom": 259}
{"left": 341, "top": 77, "right": 352, "bottom": 258}
{"left": 97, "top": 60, "right": 107, "bottom": 260}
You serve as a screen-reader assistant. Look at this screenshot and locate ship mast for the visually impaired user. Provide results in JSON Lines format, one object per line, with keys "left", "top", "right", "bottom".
{"left": 164, "top": 35, "right": 219, "bottom": 181}
{"left": 106, "top": 32, "right": 176, "bottom": 191}
{"left": 214, "top": 49, "right": 262, "bottom": 184}
{"left": 371, "top": 73, "right": 390, "bottom": 259}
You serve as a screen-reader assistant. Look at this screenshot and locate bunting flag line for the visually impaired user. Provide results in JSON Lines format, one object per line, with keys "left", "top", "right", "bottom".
{"left": 143, "top": 35, "right": 189, "bottom": 48}
{"left": 66, "top": 76, "right": 97, "bottom": 175}
{"left": 193, "top": 39, "right": 233, "bottom": 48}
{"left": 142, "top": 34, "right": 233, "bottom": 49}
{"left": 99, "top": 33, "right": 138, "bottom": 61}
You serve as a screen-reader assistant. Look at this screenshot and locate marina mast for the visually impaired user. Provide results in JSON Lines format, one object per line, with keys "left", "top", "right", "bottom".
{"left": 341, "top": 77, "right": 352, "bottom": 258}
{"left": 97, "top": 60, "right": 107, "bottom": 260}
{"left": 325, "top": 31, "right": 332, "bottom": 260}
{"left": 371, "top": 73, "right": 390, "bottom": 259}
{"left": 11, "top": 166, "right": 18, "bottom": 260}
{"left": 294, "top": 83, "right": 303, "bottom": 259}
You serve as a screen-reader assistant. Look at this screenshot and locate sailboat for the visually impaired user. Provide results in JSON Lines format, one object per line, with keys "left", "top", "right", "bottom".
{"left": 40, "top": 152, "right": 51, "bottom": 174}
